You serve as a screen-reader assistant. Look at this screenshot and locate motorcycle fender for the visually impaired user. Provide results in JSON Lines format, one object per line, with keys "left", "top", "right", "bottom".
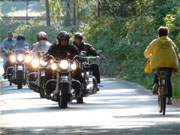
{"left": 16, "top": 71, "right": 25, "bottom": 80}
{"left": 59, "top": 82, "right": 70, "bottom": 96}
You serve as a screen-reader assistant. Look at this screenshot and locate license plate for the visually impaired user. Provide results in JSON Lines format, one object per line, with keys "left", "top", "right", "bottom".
{"left": 61, "top": 75, "right": 68, "bottom": 81}
{"left": 17, "top": 65, "right": 23, "bottom": 70}
{"left": 41, "top": 71, "right": 45, "bottom": 76}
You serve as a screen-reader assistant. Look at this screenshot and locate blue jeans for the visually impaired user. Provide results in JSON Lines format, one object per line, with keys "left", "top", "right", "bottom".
{"left": 154, "top": 68, "right": 172, "bottom": 98}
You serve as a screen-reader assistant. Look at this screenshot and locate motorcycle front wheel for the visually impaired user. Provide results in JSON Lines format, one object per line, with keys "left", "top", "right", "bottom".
{"left": 58, "top": 83, "right": 69, "bottom": 109}
{"left": 17, "top": 83, "right": 23, "bottom": 89}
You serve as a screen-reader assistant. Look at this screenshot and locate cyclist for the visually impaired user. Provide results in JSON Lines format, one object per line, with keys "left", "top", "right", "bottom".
{"left": 144, "top": 26, "right": 179, "bottom": 105}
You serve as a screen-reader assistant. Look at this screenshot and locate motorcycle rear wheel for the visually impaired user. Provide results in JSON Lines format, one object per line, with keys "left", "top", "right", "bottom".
{"left": 76, "top": 96, "right": 84, "bottom": 104}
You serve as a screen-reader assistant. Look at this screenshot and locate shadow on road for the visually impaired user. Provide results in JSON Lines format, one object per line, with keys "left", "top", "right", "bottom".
{"left": 0, "top": 123, "right": 179, "bottom": 135}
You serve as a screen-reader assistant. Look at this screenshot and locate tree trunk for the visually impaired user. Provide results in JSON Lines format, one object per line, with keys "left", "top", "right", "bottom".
{"left": 73, "top": 0, "right": 76, "bottom": 25}
{"left": 97, "top": 0, "right": 100, "bottom": 17}
{"left": 46, "top": 0, "right": 51, "bottom": 26}
{"left": 26, "top": 0, "right": 29, "bottom": 24}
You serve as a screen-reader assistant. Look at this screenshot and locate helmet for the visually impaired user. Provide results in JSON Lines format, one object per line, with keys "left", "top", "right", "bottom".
{"left": 74, "top": 32, "right": 83, "bottom": 40}
{"left": 37, "top": 31, "right": 47, "bottom": 41}
{"left": 57, "top": 31, "right": 70, "bottom": 40}
{"left": 16, "top": 35, "right": 25, "bottom": 41}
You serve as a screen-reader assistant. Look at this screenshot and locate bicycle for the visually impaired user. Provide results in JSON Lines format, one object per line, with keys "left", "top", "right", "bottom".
{"left": 157, "top": 69, "right": 169, "bottom": 115}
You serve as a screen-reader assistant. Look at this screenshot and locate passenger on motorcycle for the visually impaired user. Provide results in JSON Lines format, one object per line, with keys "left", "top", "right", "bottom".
{"left": 14, "top": 35, "right": 29, "bottom": 51}
{"left": 73, "top": 32, "right": 101, "bottom": 84}
{"left": 144, "top": 26, "right": 179, "bottom": 104}
{"left": 1, "top": 31, "right": 16, "bottom": 78}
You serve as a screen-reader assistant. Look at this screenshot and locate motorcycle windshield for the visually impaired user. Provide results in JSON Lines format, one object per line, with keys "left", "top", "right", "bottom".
{"left": 14, "top": 49, "right": 26, "bottom": 54}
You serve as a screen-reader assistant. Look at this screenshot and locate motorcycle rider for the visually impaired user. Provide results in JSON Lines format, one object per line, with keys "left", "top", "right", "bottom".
{"left": 73, "top": 32, "right": 101, "bottom": 84}
{"left": 45, "top": 31, "right": 80, "bottom": 98}
{"left": 29, "top": 31, "right": 52, "bottom": 82}
{"left": 1, "top": 31, "right": 16, "bottom": 78}
{"left": 47, "top": 31, "right": 79, "bottom": 59}
{"left": 32, "top": 31, "right": 52, "bottom": 53}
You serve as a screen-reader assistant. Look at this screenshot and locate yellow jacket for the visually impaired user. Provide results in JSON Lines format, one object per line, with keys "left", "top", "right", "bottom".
{"left": 144, "top": 36, "right": 179, "bottom": 72}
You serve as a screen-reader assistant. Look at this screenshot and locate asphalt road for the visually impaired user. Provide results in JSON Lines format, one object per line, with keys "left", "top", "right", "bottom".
{"left": 0, "top": 78, "right": 180, "bottom": 135}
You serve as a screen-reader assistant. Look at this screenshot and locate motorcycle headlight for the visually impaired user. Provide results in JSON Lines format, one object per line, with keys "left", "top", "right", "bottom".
{"left": 9, "top": 54, "right": 16, "bottom": 63}
{"left": 40, "top": 59, "right": 48, "bottom": 67}
{"left": 17, "top": 54, "right": 24, "bottom": 62}
{"left": 86, "top": 71, "right": 90, "bottom": 76}
{"left": 51, "top": 63, "right": 57, "bottom": 70}
{"left": 31, "top": 59, "right": 40, "bottom": 68}
{"left": 25, "top": 55, "right": 33, "bottom": 63}
{"left": 71, "top": 61, "right": 77, "bottom": 70}
{"left": 59, "top": 60, "right": 69, "bottom": 70}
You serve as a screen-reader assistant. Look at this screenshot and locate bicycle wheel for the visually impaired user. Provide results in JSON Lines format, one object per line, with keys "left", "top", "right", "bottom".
{"left": 158, "top": 90, "right": 166, "bottom": 115}
{"left": 162, "top": 96, "right": 166, "bottom": 115}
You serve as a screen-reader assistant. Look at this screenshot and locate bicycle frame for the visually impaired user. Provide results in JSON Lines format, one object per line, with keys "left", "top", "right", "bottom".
{"left": 157, "top": 69, "right": 168, "bottom": 115}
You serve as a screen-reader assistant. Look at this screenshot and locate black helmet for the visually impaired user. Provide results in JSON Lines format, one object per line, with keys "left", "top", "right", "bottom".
{"left": 74, "top": 32, "right": 83, "bottom": 40}
{"left": 16, "top": 35, "right": 25, "bottom": 41}
{"left": 57, "top": 31, "right": 70, "bottom": 40}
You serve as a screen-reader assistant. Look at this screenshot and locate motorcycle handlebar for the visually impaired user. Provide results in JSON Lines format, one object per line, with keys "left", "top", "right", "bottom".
{"left": 73, "top": 55, "right": 98, "bottom": 60}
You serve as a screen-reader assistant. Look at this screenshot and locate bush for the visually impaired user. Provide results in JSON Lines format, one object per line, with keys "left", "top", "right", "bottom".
{"left": 80, "top": 13, "right": 179, "bottom": 97}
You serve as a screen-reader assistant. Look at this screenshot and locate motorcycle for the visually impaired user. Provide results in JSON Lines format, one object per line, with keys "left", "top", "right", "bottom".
{"left": 39, "top": 55, "right": 81, "bottom": 108}
{"left": 6, "top": 49, "right": 32, "bottom": 89}
{"left": 27, "top": 51, "right": 48, "bottom": 98}
{"left": 74, "top": 51, "right": 100, "bottom": 98}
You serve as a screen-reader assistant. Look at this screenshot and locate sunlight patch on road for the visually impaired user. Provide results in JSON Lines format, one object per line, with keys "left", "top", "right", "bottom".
{"left": 0, "top": 81, "right": 180, "bottom": 131}
{"left": 0, "top": 58, "right": 4, "bottom": 76}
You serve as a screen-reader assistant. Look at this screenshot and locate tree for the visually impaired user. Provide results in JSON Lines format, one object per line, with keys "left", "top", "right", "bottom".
{"left": 46, "top": 0, "right": 63, "bottom": 26}
{"left": 73, "top": 0, "right": 77, "bottom": 25}
{"left": 97, "top": 0, "right": 100, "bottom": 17}
{"left": 45, "top": 0, "right": 50, "bottom": 26}
{"left": 99, "top": 0, "right": 136, "bottom": 17}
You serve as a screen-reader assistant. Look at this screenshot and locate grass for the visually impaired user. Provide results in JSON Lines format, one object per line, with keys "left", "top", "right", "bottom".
{"left": 173, "top": 75, "right": 180, "bottom": 98}
{"left": 122, "top": 73, "right": 180, "bottom": 98}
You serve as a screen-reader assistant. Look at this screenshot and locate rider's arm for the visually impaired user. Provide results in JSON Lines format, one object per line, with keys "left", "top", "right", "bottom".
{"left": 47, "top": 44, "right": 55, "bottom": 56}
{"left": 32, "top": 43, "right": 37, "bottom": 52}
{"left": 171, "top": 41, "right": 180, "bottom": 59}
{"left": 71, "top": 45, "right": 80, "bottom": 56}
{"left": 1, "top": 39, "right": 8, "bottom": 53}
{"left": 89, "top": 45, "right": 97, "bottom": 56}
{"left": 85, "top": 44, "right": 97, "bottom": 56}
{"left": 144, "top": 39, "right": 157, "bottom": 58}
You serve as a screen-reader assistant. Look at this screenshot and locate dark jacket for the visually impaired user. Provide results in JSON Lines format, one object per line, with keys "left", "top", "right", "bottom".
{"left": 73, "top": 42, "right": 97, "bottom": 56}
{"left": 47, "top": 44, "right": 79, "bottom": 60}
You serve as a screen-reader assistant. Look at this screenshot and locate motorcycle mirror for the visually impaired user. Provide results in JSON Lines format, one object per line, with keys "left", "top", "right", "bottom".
{"left": 97, "top": 50, "right": 103, "bottom": 54}
{"left": 80, "top": 51, "right": 87, "bottom": 55}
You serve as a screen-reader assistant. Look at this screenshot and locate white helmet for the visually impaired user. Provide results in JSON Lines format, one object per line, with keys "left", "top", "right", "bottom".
{"left": 37, "top": 31, "right": 48, "bottom": 41}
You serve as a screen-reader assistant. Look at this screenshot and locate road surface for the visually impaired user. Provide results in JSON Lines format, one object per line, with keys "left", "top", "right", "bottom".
{"left": 0, "top": 78, "right": 180, "bottom": 135}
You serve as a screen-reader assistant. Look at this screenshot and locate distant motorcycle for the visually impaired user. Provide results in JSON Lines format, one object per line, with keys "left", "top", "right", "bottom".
{"left": 74, "top": 51, "right": 100, "bottom": 99}
{"left": 6, "top": 49, "right": 32, "bottom": 89}
{"left": 27, "top": 51, "right": 48, "bottom": 98}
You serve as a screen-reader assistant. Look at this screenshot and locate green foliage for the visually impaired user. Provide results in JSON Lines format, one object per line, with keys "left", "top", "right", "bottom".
{"left": 0, "top": 20, "right": 20, "bottom": 41}
{"left": 80, "top": 0, "right": 180, "bottom": 97}
{"left": 173, "top": 75, "right": 180, "bottom": 98}
{"left": 0, "top": 20, "right": 58, "bottom": 46}
{"left": 48, "top": 0, "right": 63, "bottom": 24}
{"left": 99, "top": 0, "right": 136, "bottom": 17}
